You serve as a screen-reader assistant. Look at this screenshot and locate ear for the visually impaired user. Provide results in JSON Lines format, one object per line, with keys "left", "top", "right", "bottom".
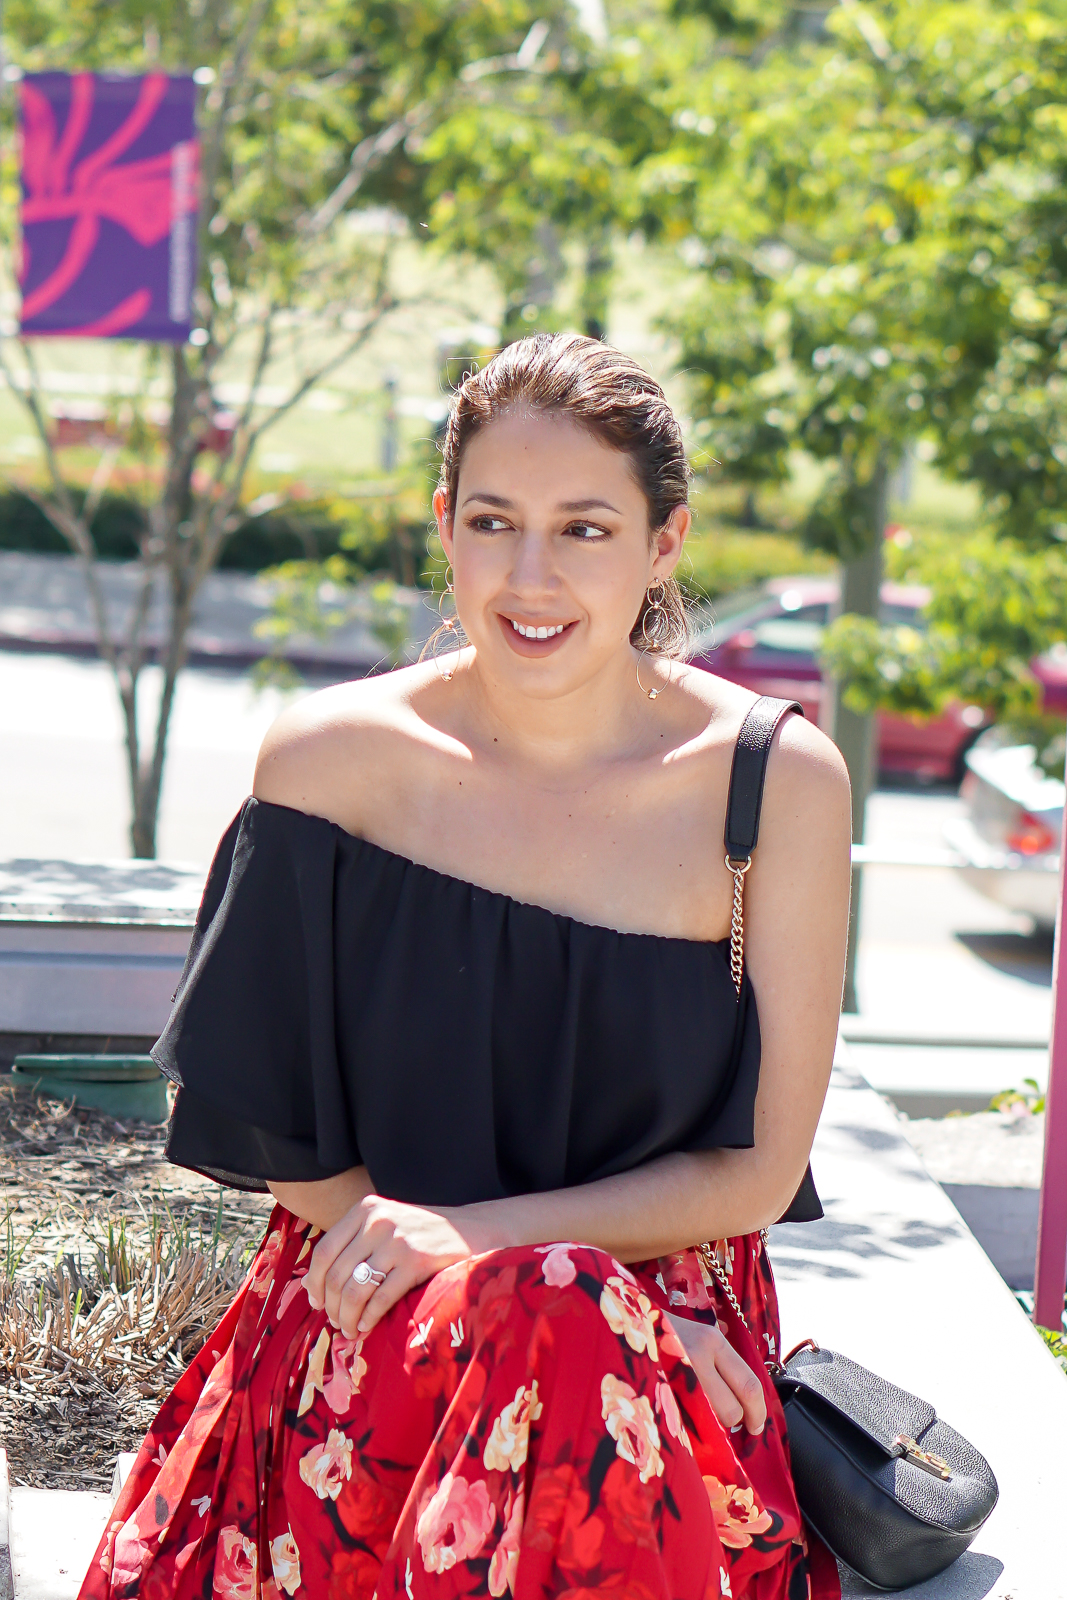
{"left": 649, "top": 504, "right": 691, "bottom": 582}
{"left": 432, "top": 487, "right": 455, "bottom": 562}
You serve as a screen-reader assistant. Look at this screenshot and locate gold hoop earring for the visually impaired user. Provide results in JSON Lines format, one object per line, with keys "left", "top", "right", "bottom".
{"left": 433, "top": 563, "right": 460, "bottom": 681}
{"left": 636, "top": 651, "right": 672, "bottom": 700}
{"left": 636, "top": 580, "right": 671, "bottom": 700}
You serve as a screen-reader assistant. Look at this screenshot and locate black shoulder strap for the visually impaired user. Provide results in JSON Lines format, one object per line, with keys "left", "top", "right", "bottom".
{"left": 724, "top": 696, "right": 803, "bottom": 864}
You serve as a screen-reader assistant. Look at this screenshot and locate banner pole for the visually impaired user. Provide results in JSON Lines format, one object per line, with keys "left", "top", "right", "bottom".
{"left": 1034, "top": 740, "right": 1067, "bottom": 1331}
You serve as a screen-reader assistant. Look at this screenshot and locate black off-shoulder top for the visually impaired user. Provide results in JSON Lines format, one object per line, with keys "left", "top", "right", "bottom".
{"left": 156, "top": 796, "right": 821, "bottom": 1221}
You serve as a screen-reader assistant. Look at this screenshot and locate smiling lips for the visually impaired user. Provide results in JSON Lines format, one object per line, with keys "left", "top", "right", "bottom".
{"left": 500, "top": 614, "right": 576, "bottom": 654}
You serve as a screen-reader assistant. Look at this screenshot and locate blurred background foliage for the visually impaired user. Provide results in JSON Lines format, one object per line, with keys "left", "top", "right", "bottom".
{"left": 5, "top": 0, "right": 1067, "bottom": 747}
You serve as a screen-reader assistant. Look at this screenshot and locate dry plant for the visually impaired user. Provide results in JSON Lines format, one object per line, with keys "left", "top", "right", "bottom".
{"left": 0, "top": 1084, "right": 272, "bottom": 1488}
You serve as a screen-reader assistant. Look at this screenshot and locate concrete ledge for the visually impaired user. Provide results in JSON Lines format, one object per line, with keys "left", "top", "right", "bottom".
{"left": 843, "top": 1039, "right": 1048, "bottom": 1119}
{"left": 771, "top": 1059, "right": 1067, "bottom": 1598}
{"left": 9, "top": 1489, "right": 111, "bottom": 1600}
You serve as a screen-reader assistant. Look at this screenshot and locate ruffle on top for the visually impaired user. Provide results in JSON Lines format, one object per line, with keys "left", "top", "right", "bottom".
{"left": 155, "top": 797, "right": 821, "bottom": 1221}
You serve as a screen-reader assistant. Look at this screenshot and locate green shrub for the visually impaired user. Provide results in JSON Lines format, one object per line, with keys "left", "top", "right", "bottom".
{"left": 0, "top": 487, "right": 435, "bottom": 580}
{"left": 0, "top": 490, "right": 144, "bottom": 560}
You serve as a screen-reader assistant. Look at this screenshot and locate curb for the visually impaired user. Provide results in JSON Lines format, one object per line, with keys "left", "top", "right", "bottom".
{"left": 0, "top": 1450, "right": 12, "bottom": 1600}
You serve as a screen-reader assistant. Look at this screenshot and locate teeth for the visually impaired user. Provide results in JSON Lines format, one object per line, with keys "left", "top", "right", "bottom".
{"left": 511, "top": 620, "right": 565, "bottom": 639}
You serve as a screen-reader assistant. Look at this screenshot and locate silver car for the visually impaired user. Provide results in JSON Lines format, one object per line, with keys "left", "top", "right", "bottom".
{"left": 945, "top": 729, "right": 1064, "bottom": 932}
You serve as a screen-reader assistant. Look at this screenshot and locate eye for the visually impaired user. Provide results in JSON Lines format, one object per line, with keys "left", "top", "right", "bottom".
{"left": 564, "top": 520, "right": 610, "bottom": 541}
{"left": 469, "top": 514, "right": 512, "bottom": 533}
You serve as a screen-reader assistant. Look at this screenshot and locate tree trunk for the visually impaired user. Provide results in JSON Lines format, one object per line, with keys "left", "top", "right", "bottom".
{"left": 830, "top": 462, "right": 888, "bottom": 1014}
{"left": 131, "top": 784, "right": 158, "bottom": 860}
{"left": 580, "top": 231, "right": 612, "bottom": 341}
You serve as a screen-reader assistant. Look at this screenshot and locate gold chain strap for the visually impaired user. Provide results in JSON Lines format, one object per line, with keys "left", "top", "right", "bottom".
{"left": 696, "top": 1232, "right": 769, "bottom": 1337}
{"left": 696, "top": 859, "right": 758, "bottom": 1336}
{"left": 726, "top": 856, "right": 751, "bottom": 998}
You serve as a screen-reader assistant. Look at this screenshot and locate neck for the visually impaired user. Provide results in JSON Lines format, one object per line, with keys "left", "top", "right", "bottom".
{"left": 453, "top": 644, "right": 672, "bottom": 774}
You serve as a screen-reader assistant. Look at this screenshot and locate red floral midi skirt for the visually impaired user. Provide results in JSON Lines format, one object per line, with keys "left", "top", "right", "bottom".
{"left": 78, "top": 1210, "right": 839, "bottom": 1600}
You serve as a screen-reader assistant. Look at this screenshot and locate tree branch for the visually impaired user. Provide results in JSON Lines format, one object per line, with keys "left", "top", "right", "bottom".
{"left": 198, "top": 0, "right": 272, "bottom": 249}
{"left": 302, "top": 106, "right": 431, "bottom": 238}
{"left": 0, "top": 340, "right": 130, "bottom": 681}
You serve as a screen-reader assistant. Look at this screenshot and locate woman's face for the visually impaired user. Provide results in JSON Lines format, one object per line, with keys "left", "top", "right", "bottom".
{"left": 434, "top": 410, "right": 688, "bottom": 698}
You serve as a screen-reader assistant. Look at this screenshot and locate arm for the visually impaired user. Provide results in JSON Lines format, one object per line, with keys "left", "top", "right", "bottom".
{"left": 268, "top": 1168, "right": 375, "bottom": 1232}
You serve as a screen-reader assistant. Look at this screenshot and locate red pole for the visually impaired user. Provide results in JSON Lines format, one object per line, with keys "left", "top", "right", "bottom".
{"left": 1034, "top": 792, "right": 1067, "bottom": 1330}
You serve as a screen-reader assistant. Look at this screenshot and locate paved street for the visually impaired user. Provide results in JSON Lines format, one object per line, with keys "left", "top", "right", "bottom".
{"left": 0, "top": 648, "right": 1055, "bottom": 1050}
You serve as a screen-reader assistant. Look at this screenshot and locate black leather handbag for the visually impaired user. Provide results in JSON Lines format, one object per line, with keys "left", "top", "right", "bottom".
{"left": 700, "top": 697, "right": 1000, "bottom": 1591}
{"left": 773, "top": 1340, "right": 999, "bottom": 1591}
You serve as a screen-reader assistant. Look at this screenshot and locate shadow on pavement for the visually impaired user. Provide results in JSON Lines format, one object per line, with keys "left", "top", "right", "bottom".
{"left": 839, "top": 1550, "right": 1004, "bottom": 1599}
{"left": 771, "top": 1214, "right": 963, "bottom": 1279}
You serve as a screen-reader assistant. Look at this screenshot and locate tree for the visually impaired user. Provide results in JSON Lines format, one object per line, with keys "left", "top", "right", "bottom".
{"left": 752, "top": 1, "right": 1067, "bottom": 747}
{"left": 626, "top": 0, "right": 1067, "bottom": 994}
{"left": 0, "top": 0, "right": 588, "bottom": 856}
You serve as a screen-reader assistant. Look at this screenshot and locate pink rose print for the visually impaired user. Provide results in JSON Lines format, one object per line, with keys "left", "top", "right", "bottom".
{"left": 703, "top": 1478, "right": 774, "bottom": 1549}
{"left": 269, "top": 1529, "right": 301, "bottom": 1595}
{"left": 600, "top": 1276, "right": 659, "bottom": 1360}
{"left": 601, "top": 1374, "right": 664, "bottom": 1483}
{"left": 483, "top": 1380, "right": 543, "bottom": 1473}
{"left": 296, "top": 1329, "right": 367, "bottom": 1417}
{"left": 488, "top": 1486, "right": 524, "bottom": 1597}
{"left": 214, "top": 1526, "right": 258, "bottom": 1600}
{"left": 657, "top": 1250, "right": 712, "bottom": 1309}
{"left": 250, "top": 1230, "right": 285, "bottom": 1296}
{"left": 322, "top": 1334, "right": 368, "bottom": 1415}
{"left": 536, "top": 1243, "right": 578, "bottom": 1287}
{"left": 655, "top": 1379, "right": 692, "bottom": 1454}
{"left": 416, "top": 1472, "right": 496, "bottom": 1574}
{"left": 277, "top": 1272, "right": 309, "bottom": 1320}
{"left": 299, "top": 1429, "right": 353, "bottom": 1501}
{"left": 109, "top": 1525, "right": 153, "bottom": 1590}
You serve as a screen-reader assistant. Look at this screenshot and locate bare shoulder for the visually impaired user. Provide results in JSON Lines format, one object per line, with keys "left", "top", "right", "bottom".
{"left": 253, "top": 659, "right": 445, "bottom": 827}
{"left": 759, "top": 711, "right": 852, "bottom": 868}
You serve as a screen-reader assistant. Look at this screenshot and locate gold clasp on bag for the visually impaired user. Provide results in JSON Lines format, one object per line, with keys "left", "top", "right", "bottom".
{"left": 892, "top": 1435, "right": 951, "bottom": 1481}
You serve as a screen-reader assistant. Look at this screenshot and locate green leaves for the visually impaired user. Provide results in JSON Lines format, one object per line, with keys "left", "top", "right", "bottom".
{"left": 655, "top": 0, "right": 1067, "bottom": 558}
{"left": 820, "top": 532, "right": 1067, "bottom": 722}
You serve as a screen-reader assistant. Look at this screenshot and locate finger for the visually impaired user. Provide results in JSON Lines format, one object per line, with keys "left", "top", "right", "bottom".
{"left": 695, "top": 1361, "right": 745, "bottom": 1432}
{"left": 306, "top": 1209, "right": 366, "bottom": 1309}
{"left": 324, "top": 1239, "right": 387, "bottom": 1329}
{"left": 714, "top": 1341, "right": 768, "bottom": 1435}
{"left": 354, "top": 1259, "right": 417, "bottom": 1336}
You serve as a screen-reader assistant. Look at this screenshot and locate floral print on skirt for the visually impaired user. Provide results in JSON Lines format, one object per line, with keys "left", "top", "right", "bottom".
{"left": 78, "top": 1209, "right": 839, "bottom": 1600}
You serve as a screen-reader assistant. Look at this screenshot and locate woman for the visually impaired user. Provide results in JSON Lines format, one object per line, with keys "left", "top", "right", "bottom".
{"left": 81, "top": 334, "right": 851, "bottom": 1600}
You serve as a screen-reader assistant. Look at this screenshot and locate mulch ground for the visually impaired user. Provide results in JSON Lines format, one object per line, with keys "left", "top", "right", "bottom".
{"left": 0, "top": 1083, "right": 272, "bottom": 1490}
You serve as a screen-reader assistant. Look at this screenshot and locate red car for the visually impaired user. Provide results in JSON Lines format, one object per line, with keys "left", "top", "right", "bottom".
{"left": 689, "top": 576, "right": 1067, "bottom": 783}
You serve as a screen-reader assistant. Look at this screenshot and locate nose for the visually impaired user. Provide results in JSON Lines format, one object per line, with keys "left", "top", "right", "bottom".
{"left": 508, "top": 527, "right": 560, "bottom": 596}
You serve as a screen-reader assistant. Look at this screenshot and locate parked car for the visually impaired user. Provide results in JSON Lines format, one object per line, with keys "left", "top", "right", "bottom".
{"left": 945, "top": 728, "right": 1064, "bottom": 932}
{"left": 690, "top": 576, "right": 1067, "bottom": 782}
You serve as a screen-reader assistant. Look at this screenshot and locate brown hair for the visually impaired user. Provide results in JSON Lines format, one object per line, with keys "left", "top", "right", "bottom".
{"left": 438, "top": 333, "right": 691, "bottom": 657}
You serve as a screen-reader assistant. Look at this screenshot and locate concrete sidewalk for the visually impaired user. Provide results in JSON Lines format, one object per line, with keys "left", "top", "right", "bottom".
{"left": 771, "top": 1056, "right": 1067, "bottom": 1598}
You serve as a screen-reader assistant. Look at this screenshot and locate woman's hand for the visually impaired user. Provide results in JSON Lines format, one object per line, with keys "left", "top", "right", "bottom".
{"left": 304, "top": 1194, "right": 484, "bottom": 1337}
{"left": 665, "top": 1311, "right": 767, "bottom": 1435}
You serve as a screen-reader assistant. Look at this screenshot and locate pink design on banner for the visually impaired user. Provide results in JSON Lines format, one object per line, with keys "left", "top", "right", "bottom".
{"left": 19, "top": 72, "right": 199, "bottom": 341}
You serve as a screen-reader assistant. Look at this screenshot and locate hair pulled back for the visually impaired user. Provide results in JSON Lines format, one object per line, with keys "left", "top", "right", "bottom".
{"left": 439, "top": 333, "right": 691, "bottom": 658}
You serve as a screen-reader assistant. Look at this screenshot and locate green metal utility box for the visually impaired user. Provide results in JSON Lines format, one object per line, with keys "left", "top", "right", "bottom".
{"left": 11, "top": 1055, "right": 169, "bottom": 1123}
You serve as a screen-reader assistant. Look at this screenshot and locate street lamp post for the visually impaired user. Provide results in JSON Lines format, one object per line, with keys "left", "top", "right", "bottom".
{"left": 1033, "top": 767, "right": 1067, "bottom": 1332}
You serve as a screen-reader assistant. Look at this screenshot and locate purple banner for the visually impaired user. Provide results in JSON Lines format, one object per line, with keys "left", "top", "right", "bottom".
{"left": 19, "top": 72, "right": 199, "bottom": 341}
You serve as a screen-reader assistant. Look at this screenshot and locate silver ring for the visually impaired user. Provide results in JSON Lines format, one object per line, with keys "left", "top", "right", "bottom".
{"left": 351, "top": 1261, "right": 386, "bottom": 1287}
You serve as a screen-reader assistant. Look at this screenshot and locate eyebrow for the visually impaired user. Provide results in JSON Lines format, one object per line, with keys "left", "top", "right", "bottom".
{"left": 461, "top": 491, "right": 623, "bottom": 514}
